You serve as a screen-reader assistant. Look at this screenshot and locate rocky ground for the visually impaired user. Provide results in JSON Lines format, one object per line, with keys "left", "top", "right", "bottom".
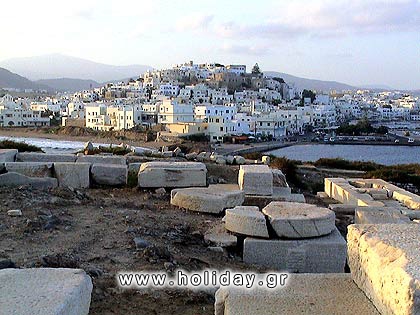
{"left": 0, "top": 164, "right": 353, "bottom": 314}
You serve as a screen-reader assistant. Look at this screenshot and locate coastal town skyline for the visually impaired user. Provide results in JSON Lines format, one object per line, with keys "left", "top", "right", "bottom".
{"left": 0, "top": 0, "right": 419, "bottom": 90}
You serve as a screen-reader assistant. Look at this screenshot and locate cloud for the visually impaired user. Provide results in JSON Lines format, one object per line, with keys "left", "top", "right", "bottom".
{"left": 176, "top": 14, "right": 214, "bottom": 31}
{"left": 220, "top": 44, "right": 269, "bottom": 56}
{"left": 214, "top": 0, "right": 420, "bottom": 39}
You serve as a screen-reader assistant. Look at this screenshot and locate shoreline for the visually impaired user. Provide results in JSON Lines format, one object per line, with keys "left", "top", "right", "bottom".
{"left": 0, "top": 128, "right": 166, "bottom": 149}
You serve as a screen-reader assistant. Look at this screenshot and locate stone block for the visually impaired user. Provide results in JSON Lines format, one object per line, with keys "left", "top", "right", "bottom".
{"left": 17, "top": 152, "right": 76, "bottom": 163}
{"left": 272, "top": 169, "right": 289, "bottom": 187}
{"left": 0, "top": 172, "right": 57, "bottom": 189}
{"left": 54, "top": 163, "right": 90, "bottom": 189}
{"left": 262, "top": 202, "right": 336, "bottom": 238}
{"left": 225, "top": 206, "right": 269, "bottom": 238}
{"left": 328, "top": 204, "right": 356, "bottom": 215}
{"left": 243, "top": 228, "right": 346, "bottom": 273}
{"left": 171, "top": 184, "right": 244, "bottom": 214}
{"left": 128, "top": 162, "right": 142, "bottom": 174}
{"left": 91, "top": 164, "right": 127, "bottom": 186}
{"left": 5, "top": 162, "right": 53, "bottom": 177}
{"left": 76, "top": 155, "right": 126, "bottom": 165}
{"left": 355, "top": 207, "right": 410, "bottom": 224}
{"left": 348, "top": 224, "right": 420, "bottom": 315}
{"left": 238, "top": 165, "right": 273, "bottom": 196}
{"left": 401, "top": 209, "right": 420, "bottom": 220}
{"left": 204, "top": 223, "right": 237, "bottom": 247}
{"left": 138, "top": 161, "right": 207, "bottom": 188}
{"left": 393, "top": 190, "right": 420, "bottom": 210}
{"left": 0, "top": 149, "right": 17, "bottom": 162}
{"left": 0, "top": 268, "right": 92, "bottom": 315}
{"left": 215, "top": 274, "right": 380, "bottom": 315}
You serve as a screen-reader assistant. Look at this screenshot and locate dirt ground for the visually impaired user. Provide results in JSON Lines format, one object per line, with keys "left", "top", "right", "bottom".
{"left": 0, "top": 164, "right": 354, "bottom": 314}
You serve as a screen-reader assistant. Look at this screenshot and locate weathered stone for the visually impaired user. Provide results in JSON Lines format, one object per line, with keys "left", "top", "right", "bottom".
{"left": 171, "top": 184, "right": 244, "bottom": 214}
{"left": 215, "top": 274, "right": 380, "bottom": 315}
{"left": 325, "top": 178, "right": 386, "bottom": 207}
{"left": 392, "top": 190, "right": 420, "bottom": 210}
{"left": 348, "top": 224, "right": 420, "bottom": 315}
{"left": 272, "top": 169, "right": 289, "bottom": 187}
{"left": 7, "top": 209, "right": 22, "bottom": 217}
{"left": 225, "top": 206, "right": 269, "bottom": 238}
{"left": 401, "top": 209, "right": 420, "bottom": 220}
{"left": 5, "top": 162, "right": 53, "bottom": 177}
{"left": 238, "top": 165, "right": 273, "bottom": 196}
{"left": 262, "top": 202, "right": 336, "bottom": 238}
{"left": 243, "top": 189, "right": 305, "bottom": 209}
{"left": 76, "top": 155, "right": 126, "bottom": 165}
{"left": 138, "top": 162, "right": 207, "bottom": 188}
{"left": 316, "top": 191, "right": 329, "bottom": 198}
{"left": 261, "top": 155, "right": 270, "bottom": 165}
{"left": 328, "top": 204, "right": 356, "bottom": 214}
{"left": 54, "top": 163, "right": 90, "bottom": 189}
{"left": 133, "top": 237, "right": 152, "bottom": 250}
{"left": 215, "top": 157, "right": 226, "bottom": 165}
{"left": 128, "top": 162, "right": 142, "bottom": 174}
{"left": 0, "top": 149, "right": 17, "bottom": 162}
{"left": 91, "top": 164, "right": 127, "bottom": 186}
{"left": 0, "top": 268, "right": 92, "bottom": 315}
{"left": 173, "top": 147, "right": 182, "bottom": 156}
{"left": 204, "top": 223, "right": 237, "bottom": 247}
{"left": 185, "top": 152, "right": 198, "bottom": 161}
{"left": 0, "top": 172, "right": 58, "bottom": 189}
{"left": 244, "top": 228, "right": 346, "bottom": 272}
{"left": 17, "top": 152, "right": 76, "bottom": 163}
{"left": 355, "top": 207, "right": 410, "bottom": 224}
{"left": 225, "top": 155, "right": 235, "bottom": 165}
{"left": 234, "top": 155, "right": 246, "bottom": 165}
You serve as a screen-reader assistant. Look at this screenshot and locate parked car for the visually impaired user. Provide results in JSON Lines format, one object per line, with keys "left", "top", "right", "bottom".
{"left": 408, "top": 138, "right": 415, "bottom": 143}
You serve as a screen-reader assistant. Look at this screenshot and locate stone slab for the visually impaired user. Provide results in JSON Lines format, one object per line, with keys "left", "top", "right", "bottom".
{"left": 54, "top": 163, "right": 90, "bottom": 189}
{"left": 225, "top": 206, "right": 269, "bottom": 238}
{"left": 204, "top": 223, "right": 237, "bottom": 247}
{"left": 0, "top": 268, "right": 92, "bottom": 315}
{"left": 17, "top": 152, "right": 76, "bottom": 163}
{"left": 76, "top": 155, "right": 126, "bottom": 165}
{"left": 348, "top": 224, "right": 420, "bottom": 315}
{"left": 262, "top": 202, "right": 336, "bottom": 238}
{"left": 215, "top": 273, "right": 380, "bottom": 315}
{"left": 0, "top": 149, "right": 17, "bottom": 162}
{"left": 5, "top": 162, "right": 53, "bottom": 177}
{"left": 401, "top": 209, "right": 420, "bottom": 220}
{"left": 243, "top": 227, "right": 346, "bottom": 273}
{"left": 355, "top": 207, "right": 410, "bottom": 224}
{"left": 139, "top": 161, "right": 207, "bottom": 188}
{"left": 238, "top": 165, "right": 273, "bottom": 196}
{"left": 392, "top": 190, "right": 420, "bottom": 210}
{"left": 328, "top": 204, "right": 356, "bottom": 214}
{"left": 0, "top": 172, "right": 58, "bottom": 189}
{"left": 91, "top": 164, "right": 127, "bottom": 186}
{"left": 243, "top": 188, "right": 305, "bottom": 209}
{"left": 171, "top": 184, "right": 244, "bottom": 214}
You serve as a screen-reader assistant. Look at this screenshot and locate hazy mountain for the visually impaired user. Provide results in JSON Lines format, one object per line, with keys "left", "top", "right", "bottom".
{"left": 265, "top": 71, "right": 356, "bottom": 92}
{"left": 0, "top": 54, "right": 153, "bottom": 82}
{"left": 0, "top": 67, "right": 49, "bottom": 91}
{"left": 361, "top": 84, "right": 394, "bottom": 90}
{"left": 36, "top": 78, "right": 101, "bottom": 92}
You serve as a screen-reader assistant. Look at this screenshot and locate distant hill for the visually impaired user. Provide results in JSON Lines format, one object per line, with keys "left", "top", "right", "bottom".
{"left": 0, "top": 67, "right": 49, "bottom": 91}
{"left": 0, "top": 54, "right": 153, "bottom": 82}
{"left": 36, "top": 78, "right": 101, "bottom": 92}
{"left": 265, "top": 71, "right": 357, "bottom": 92}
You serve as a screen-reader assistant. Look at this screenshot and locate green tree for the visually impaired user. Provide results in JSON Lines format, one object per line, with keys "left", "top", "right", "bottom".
{"left": 252, "top": 63, "right": 262, "bottom": 75}
{"left": 300, "top": 89, "right": 316, "bottom": 105}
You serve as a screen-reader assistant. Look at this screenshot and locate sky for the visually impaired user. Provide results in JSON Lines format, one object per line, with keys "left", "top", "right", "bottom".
{"left": 0, "top": 0, "right": 419, "bottom": 90}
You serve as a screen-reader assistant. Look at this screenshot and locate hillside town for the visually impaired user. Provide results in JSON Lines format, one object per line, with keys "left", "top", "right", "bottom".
{"left": 1, "top": 61, "right": 419, "bottom": 143}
